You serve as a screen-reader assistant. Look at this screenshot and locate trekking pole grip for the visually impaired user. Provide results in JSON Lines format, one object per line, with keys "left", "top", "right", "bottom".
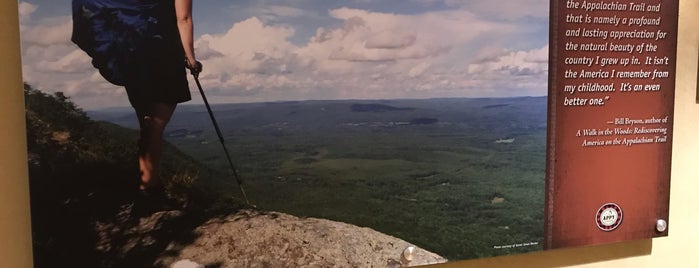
{"left": 186, "top": 58, "right": 203, "bottom": 78}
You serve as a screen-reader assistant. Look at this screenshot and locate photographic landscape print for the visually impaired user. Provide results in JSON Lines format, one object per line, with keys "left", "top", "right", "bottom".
{"left": 20, "top": 0, "right": 550, "bottom": 266}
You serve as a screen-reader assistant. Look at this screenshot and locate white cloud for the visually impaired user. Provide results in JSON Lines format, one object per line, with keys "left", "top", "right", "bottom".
{"left": 197, "top": 17, "right": 297, "bottom": 74}
{"left": 195, "top": 39, "right": 225, "bottom": 61}
{"left": 19, "top": 2, "right": 548, "bottom": 109}
{"left": 407, "top": 0, "right": 548, "bottom": 20}
{"left": 408, "top": 62, "right": 431, "bottom": 78}
{"left": 256, "top": 5, "right": 308, "bottom": 19}
{"left": 19, "top": 8, "right": 129, "bottom": 109}
{"left": 468, "top": 45, "right": 548, "bottom": 76}
{"left": 20, "top": 15, "right": 73, "bottom": 46}
{"left": 235, "top": 4, "right": 320, "bottom": 24}
{"left": 36, "top": 49, "right": 93, "bottom": 73}
{"left": 310, "top": 13, "right": 449, "bottom": 63}
{"left": 189, "top": 5, "right": 547, "bottom": 102}
{"left": 18, "top": 2, "right": 38, "bottom": 20}
{"left": 298, "top": 7, "right": 510, "bottom": 68}
{"left": 463, "top": 45, "right": 549, "bottom": 96}
{"left": 364, "top": 30, "right": 416, "bottom": 50}
{"left": 445, "top": 0, "right": 549, "bottom": 20}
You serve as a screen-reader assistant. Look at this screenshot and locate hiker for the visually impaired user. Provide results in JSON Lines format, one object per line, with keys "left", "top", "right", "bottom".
{"left": 72, "top": 0, "right": 202, "bottom": 193}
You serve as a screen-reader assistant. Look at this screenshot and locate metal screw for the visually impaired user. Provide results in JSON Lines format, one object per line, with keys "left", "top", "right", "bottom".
{"left": 402, "top": 244, "right": 415, "bottom": 263}
{"left": 656, "top": 219, "right": 668, "bottom": 232}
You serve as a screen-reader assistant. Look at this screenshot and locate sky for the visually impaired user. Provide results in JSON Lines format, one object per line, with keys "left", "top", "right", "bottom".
{"left": 18, "top": 0, "right": 549, "bottom": 110}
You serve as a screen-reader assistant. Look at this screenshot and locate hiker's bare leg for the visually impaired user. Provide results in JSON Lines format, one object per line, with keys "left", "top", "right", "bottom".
{"left": 136, "top": 102, "right": 177, "bottom": 191}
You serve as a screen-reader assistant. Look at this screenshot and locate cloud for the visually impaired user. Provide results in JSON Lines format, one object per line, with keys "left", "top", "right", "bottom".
{"left": 408, "top": 62, "right": 431, "bottom": 78}
{"left": 255, "top": 5, "right": 308, "bottom": 19}
{"left": 195, "top": 39, "right": 225, "bottom": 60}
{"left": 364, "top": 30, "right": 416, "bottom": 50}
{"left": 468, "top": 45, "right": 548, "bottom": 76}
{"left": 308, "top": 11, "right": 450, "bottom": 63}
{"left": 36, "top": 49, "right": 93, "bottom": 73}
{"left": 20, "top": 15, "right": 73, "bottom": 46}
{"left": 196, "top": 17, "right": 297, "bottom": 74}
{"left": 19, "top": 5, "right": 128, "bottom": 109}
{"left": 298, "top": 7, "right": 509, "bottom": 66}
{"left": 463, "top": 45, "right": 549, "bottom": 95}
{"left": 407, "top": 0, "right": 548, "bottom": 20}
{"left": 18, "top": 2, "right": 38, "bottom": 20}
{"left": 190, "top": 5, "right": 547, "bottom": 102}
{"left": 231, "top": 4, "right": 323, "bottom": 25}
{"left": 444, "top": 0, "right": 549, "bottom": 20}
{"left": 19, "top": 1, "right": 548, "bottom": 109}
{"left": 408, "top": 0, "right": 441, "bottom": 7}
{"left": 20, "top": 14, "right": 89, "bottom": 74}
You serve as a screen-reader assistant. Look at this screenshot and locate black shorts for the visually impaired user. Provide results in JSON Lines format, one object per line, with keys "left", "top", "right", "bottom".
{"left": 124, "top": 38, "right": 191, "bottom": 108}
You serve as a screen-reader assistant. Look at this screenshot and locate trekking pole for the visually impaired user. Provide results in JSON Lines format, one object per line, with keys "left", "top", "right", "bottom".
{"left": 190, "top": 66, "right": 250, "bottom": 205}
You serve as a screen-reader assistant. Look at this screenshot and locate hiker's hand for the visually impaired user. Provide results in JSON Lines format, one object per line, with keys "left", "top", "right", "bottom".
{"left": 186, "top": 59, "right": 203, "bottom": 76}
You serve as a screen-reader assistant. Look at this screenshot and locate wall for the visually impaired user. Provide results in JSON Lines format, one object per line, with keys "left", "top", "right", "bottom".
{"left": 1, "top": 0, "right": 696, "bottom": 267}
{"left": 0, "top": 0, "right": 33, "bottom": 267}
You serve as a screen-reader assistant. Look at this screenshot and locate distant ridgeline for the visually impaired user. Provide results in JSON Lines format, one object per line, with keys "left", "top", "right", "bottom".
{"left": 350, "top": 103, "right": 416, "bottom": 112}
{"left": 350, "top": 103, "right": 438, "bottom": 125}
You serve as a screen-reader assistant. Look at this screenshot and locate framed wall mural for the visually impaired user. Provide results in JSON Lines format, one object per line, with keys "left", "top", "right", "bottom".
{"left": 17, "top": 0, "right": 677, "bottom": 267}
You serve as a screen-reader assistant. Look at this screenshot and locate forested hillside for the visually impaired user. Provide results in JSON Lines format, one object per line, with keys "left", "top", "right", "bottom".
{"left": 24, "top": 83, "right": 230, "bottom": 267}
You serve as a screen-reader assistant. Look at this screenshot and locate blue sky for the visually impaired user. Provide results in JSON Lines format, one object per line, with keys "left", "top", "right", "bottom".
{"left": 19, "top": 0, "right": 549, "bottom": 109}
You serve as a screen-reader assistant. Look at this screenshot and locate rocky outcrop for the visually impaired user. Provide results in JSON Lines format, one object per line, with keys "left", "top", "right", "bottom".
{"left": 156, "top": 210, "right": 446, "bottom": 268}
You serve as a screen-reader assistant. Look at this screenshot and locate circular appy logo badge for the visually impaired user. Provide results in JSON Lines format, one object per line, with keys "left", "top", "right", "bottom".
{"left": 596, "top": 203, "right": 623, "bottom": 231}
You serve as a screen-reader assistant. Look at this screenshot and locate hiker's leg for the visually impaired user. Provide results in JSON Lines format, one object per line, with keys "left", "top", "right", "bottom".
{"left": 136, "top": 102, "right": 177, "bottom": 190}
